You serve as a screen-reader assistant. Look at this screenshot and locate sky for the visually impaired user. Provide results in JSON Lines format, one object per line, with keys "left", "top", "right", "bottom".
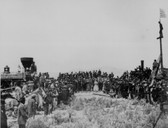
{"left": 0, "top": 0, "right": 168, "bottom": 77}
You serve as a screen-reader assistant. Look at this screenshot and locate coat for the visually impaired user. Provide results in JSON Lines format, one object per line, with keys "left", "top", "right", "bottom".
{"left": 18, "top": 103, "right": 28, "bottom": 125}
{"left": 1, "top": 103, "right": 7, "bottom": 128}
{"left": 27, "top": 98, "right": 36, "bottom": 118}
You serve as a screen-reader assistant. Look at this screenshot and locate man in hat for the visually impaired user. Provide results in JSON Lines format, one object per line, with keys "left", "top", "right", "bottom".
{"left": 153, "top": 59, "right": 158, "bottom": 70}
{"left": 43, "top": 88, "right": 50, "bottom": 115}
{"left": 27, "top": 94, "right": 36, "bottom": 118}
{"left": 18, "top": 97, "right": 28, "bottom": 128}
{"left": 157, "top": 21, "right": 163, "bottom": 39}
{"left": 1, "top": 94, "right": 8, "bottom": 128}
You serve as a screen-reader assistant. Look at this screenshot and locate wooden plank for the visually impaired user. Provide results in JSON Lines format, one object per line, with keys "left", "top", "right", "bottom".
{"left": 93, "top": 92, "right": 110, "bottom": 97}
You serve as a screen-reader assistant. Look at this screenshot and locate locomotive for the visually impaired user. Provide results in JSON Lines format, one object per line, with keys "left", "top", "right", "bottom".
{"left": 0, "top": 57, "right": 37, "bottom": 90}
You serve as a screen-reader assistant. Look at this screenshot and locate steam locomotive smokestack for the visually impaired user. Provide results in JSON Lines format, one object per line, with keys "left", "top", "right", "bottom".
{"left": 20, "top": 57, "right": 33, "bottom": 70}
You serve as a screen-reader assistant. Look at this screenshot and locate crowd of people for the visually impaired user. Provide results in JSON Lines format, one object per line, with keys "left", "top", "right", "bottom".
{"left": 1, "top": 64, "right": 168, "bottom": 128}
{"left": 56, "top": 67, "right": 167, "bottom": 103}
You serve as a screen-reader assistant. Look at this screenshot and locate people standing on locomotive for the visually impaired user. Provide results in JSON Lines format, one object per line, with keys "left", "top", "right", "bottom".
{"left": 22, "top": 82, "right": 28, "bottom": 95}
{"left": 30, "top": 61, "right": 37, "bottom": 76}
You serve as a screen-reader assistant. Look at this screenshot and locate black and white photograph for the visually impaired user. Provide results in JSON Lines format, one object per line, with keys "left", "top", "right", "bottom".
{"left": 1, "top": 0, "right": 168, "bottom": 128}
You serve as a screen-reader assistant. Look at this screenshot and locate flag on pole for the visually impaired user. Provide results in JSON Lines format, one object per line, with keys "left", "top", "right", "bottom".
{"left": 160, "top": 9, "right": 166, "bottom": 18}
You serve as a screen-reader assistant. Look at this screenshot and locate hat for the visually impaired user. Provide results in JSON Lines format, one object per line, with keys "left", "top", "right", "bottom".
{"left": 31, "top": 94, "right": 36, "bottom": 98}
{"left": 142, "top": 80, "right": 146, "bottom": 83}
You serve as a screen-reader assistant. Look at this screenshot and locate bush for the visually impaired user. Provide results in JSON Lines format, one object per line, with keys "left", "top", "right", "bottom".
{"left": 9, "top": 93, "right": 168, "bottom": 128}
{"left": 27, "top": 118, "right": 48, "bottom": 128}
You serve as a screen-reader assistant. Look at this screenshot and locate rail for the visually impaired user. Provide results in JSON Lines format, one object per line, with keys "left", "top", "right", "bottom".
{"left": 0, "top": 86, "right": 16, "bottom": 91}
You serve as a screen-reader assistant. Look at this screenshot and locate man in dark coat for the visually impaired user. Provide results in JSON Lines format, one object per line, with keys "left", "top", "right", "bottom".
{"left": 27, "top": 94, "right": 36, "bottom": 118}
{"left": 43, "top": 88, "right": 53, "bottom": 115}
{"left": 157, "top": 21, "right": 163, "bottom": 39}
{"left": 1, "top": 98, "right": 8, "bottom": 128}
{"left": 153, "top": 59, "right": 158, "bottom": 70}
{"left": 18, "top": 97, "right": 28, "bottom": 128}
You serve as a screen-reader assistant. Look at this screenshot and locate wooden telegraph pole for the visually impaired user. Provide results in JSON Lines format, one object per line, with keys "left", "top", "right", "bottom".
{"left": 152, "top": 10, "right": 167, "bottom": 128}
{"left": 159, "top": 35, "right": 163, "bottom": 70}
{"left": 157, "top": 8, "right": 166, "bottom": 69}
{"left": 157, "top": 21, "right": 164, "bottom": 70}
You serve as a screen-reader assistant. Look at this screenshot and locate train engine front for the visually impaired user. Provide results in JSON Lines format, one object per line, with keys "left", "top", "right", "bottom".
{"left": 20, "top": 57, "right": 37, "bottom": 81}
